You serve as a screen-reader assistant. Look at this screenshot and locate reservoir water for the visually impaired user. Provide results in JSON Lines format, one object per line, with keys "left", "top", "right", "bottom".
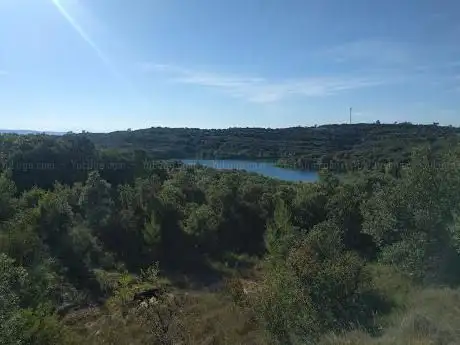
{"left": 181, "top": 159, "right": 318, "bottom": 182}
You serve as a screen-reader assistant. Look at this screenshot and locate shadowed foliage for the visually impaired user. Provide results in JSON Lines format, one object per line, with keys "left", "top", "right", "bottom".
{"left": 1, "top": 126, "right": 460, "bottom": 344}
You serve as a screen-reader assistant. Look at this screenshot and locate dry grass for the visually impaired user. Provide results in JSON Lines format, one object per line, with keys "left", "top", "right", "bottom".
{"left": 63, "top": 289, "right": 269, "bottom": 345}
{"left": 320, "top": 287, "right": 460, "bottom": 345}
{"left": 63, "top": 265, "right": 460, "bottom": 345}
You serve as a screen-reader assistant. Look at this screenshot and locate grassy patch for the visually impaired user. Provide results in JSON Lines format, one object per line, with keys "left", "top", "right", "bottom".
{"left": 320, "top": 287, "right": 460, "bottom": 345}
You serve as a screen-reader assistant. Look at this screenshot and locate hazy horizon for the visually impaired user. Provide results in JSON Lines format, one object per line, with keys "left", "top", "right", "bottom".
{"left": 1, "top": 120, "right": 457, "bottom": 135}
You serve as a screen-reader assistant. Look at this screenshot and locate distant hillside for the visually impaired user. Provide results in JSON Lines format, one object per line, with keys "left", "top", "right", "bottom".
{"left": 86, "top": 123, "right": 460, "bottom": 172}
{"left": 0, "top": 129, "right": 64, "bottom": 135}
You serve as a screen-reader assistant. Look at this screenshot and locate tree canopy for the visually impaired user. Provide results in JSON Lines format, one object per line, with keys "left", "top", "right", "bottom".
{"left": 1, "top": 126, "right": 460, "bottom": 344}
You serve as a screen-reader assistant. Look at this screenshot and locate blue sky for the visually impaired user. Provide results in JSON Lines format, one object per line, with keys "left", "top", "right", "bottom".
{"left": 0, "top": 0, "right": 459, "bottom": 132}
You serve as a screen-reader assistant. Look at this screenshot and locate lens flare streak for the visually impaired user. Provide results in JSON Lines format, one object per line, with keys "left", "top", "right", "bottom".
{"left": 48, "top": 0, "right": 152, "bottom": 110}
{"left": 49, "top": 0, "right": 118, "bottom": 77}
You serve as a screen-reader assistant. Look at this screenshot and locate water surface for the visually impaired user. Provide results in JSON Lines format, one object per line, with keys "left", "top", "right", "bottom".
{"left": 181, "top": 159, "right": 318, "bottom": 182}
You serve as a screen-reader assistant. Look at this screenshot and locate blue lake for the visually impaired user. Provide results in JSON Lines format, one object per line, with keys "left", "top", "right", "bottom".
{"left": 181, "top": 159, "right": 318, "bottom": 182}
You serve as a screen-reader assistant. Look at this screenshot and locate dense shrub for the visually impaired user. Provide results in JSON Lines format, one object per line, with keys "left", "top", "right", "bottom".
{"left": 2, "top": 129, "right": 460, "bottom": 344}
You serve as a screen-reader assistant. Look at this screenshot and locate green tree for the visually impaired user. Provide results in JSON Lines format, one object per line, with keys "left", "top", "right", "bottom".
{"left": 0, "top": 171, "right": 17, "bottom": 222}
{"left": 362, "top": 147, "right": 460, "bottom": 284}
{"left": 258, "top": 221, "right": 377, "bottom": 344}
{"left": 0, "top": 254, "right": 27, "bottom": 345}
{"left": 265, "top": 199, "right": 297, "bottom": 259}
{"left": 79, "top": 171, "right": 114, "bottom": 229}
{"left": 183, "top": 203, "right": 220, "bottom": 252}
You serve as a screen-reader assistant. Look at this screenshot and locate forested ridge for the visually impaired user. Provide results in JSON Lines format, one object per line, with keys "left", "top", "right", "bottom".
{"left": 2, "top": 130, "right": 460, "bottom": 344}
{"left": 87, "top": 123, "right": 460, "bottom": 171}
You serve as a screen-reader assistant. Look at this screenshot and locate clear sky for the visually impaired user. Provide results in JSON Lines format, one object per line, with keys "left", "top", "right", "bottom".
{"left": 1, "top": 0, "right": 459, "bottom": 132}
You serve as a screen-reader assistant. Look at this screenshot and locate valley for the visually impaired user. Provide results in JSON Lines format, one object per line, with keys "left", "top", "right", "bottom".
{"left": 1, "top": 123, "right": 460, "bottom": 344}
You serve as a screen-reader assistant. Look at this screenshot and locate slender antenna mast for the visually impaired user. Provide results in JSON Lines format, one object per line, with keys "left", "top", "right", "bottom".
{"left": 349, "top": 107, "right": 352, "bottom": 124}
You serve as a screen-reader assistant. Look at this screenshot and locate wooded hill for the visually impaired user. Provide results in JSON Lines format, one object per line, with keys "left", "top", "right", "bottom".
{"left": 87, "top": 123, "right": 460, "bottom": 171}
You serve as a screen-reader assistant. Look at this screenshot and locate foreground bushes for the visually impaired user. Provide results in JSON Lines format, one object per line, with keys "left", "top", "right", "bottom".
{"left": 2, "top": 135, "right": 460, "bottom": 344}
{"left": 255, "top": 220, "right": 383, "bottom": 344}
